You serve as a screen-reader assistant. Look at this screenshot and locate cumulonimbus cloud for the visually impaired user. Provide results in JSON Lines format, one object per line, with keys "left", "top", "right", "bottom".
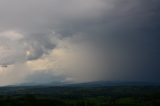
{"left": 0, "top": 0, "right": 159, "bottom": 86}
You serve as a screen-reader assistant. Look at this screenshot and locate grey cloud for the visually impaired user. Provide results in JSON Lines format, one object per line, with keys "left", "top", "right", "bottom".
{"left": 56, "top": 0, "right": 160, "bottom": 81}
{"left": 0, "top": 0, "right": 109, "bottom": 63}
{"left": 24, "top": 33, "right": 56, "bottom": 60}
{"left": 0, "top": 0, "right": 159, "bottom": 85}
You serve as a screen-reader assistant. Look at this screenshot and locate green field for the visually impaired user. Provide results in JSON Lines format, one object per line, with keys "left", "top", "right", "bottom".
{"left": 0, "top": 86, "right": 159, "bottom": 106}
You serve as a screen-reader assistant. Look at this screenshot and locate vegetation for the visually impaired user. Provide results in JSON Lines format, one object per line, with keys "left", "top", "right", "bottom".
{"left": 0, "top": 86, "right": 159, "bottom": 106}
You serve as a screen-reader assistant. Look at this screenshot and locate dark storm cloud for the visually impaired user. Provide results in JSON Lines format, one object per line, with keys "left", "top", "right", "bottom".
{"left": 0, "top": 0, "right": 109, "bottom": 63}
{"left": 83, "top": 0, "right": 160, "bottom": 81}
{"left": 0, "top": 0, "right": 159, "bottom": 85}
{"left": 24, "top": 32, "right": 56, "bottom": 60}
{"left": 54, "top": 0, "right": 160, "bottom": 82}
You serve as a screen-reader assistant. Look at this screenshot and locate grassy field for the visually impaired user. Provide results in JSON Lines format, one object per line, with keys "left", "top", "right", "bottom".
{"left": 0, "top": 86, "right": 159, "bottom": 106}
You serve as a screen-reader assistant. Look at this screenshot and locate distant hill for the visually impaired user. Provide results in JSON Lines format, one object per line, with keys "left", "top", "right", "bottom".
{"left": 64, "top": 81, "right": 160, "bottom": 87}
{"left": 4, "top": 81, "right": 160, "bottom": 88}
{"left": 0, "top": 81, "right": 159, "bottom": 95}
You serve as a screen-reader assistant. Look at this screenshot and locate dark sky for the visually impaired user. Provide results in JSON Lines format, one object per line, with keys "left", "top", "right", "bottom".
{"left": 0, "top": 0, "right": 159, "bottom": 85}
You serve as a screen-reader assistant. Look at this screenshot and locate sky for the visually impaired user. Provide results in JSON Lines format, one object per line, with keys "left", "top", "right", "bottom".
{"left": 0, "top": 0, "right": 159, "bottom": 86}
